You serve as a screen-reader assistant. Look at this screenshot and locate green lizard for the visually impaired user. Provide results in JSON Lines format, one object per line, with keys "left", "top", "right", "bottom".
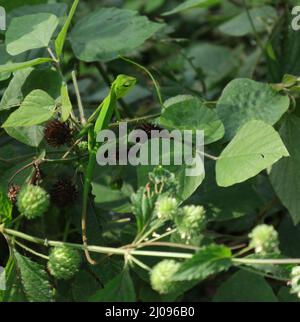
{"left": 81, "top": 74, "right": 136, "bottom": 265}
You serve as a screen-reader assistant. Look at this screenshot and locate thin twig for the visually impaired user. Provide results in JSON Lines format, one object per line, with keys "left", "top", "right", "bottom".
{"left": 14, "top": 240, "right": 49, "bottom": 260}
{"left": 119, "top": 56, "right": 164, "bottom": 107}
{"left": 72, "top": 70, "right": 86, "bottom": 125}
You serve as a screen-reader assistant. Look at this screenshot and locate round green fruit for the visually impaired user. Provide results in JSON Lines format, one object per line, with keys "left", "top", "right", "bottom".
{"left": 17, "top": 185, "right": 50, "bottom": 219}
{"left": 249, "top": 224, "right": 279, "bottom": 255}
{"left": 48, "top": 246, "right": 81, "bottom": 280}
{"left": 155, "top": 196, "right": 178, "bottom": 221}
{"left": 150, "top": 259, "right": 180, "bottom": 294}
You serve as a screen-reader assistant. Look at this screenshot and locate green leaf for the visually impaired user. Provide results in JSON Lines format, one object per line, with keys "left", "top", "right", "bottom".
{"left": 279, "top": 217, "right": 300, "bottom": 258}
{"left": 0, "top": 58, "right": 52, "bottom": 75}
{"left": 0, "top": 45, "right": 14, "bottom": 81}
{"left": 216, "top": 78, "right": 290, "bottom": 141}
{"left": 2, "top": 89, "right": 55, "bottom": 127}
{"left": 89, "top": 270, "right": 136, "bottom": 302}
{"left": 278, "top": 287, "right": 299, "bottom": 302}
{"left": 159, "top": 95, "right": 224, "bottom": 144}
{"left": 0, "top": 187, "right": 12, "bottom": 223}
{"left": 14, "top": 251, "right": 53, "bottom": 302}
{"left": 0, "top": 69, "right": 33, "bottom": 111}
{"left": 55, "top": 0, "right": 79, "bottom": 57}
{"left": 171, "top": 245, "right": 232, "bottom": 282}
{"left": 22, "top": 69, "right": 62, "bottom": 100}
{"left": 1, "top": 259, "right": 27, "bottom": 302}
{"left": 196, "top": 162, "right": 263, "bottom": 221}
{"left": 219, "top": 6, "right": 277, "bottom": 37}
{"left": 0, "top": 68, "right": 60, "bottom": 113}
{"left": 92, "top": 182, "right": 132, "bottom": 213}
{"left": 216, "top": 120, "right": 289, "bottom": 187}
{"left": 213, "top": 270, "right": 278, "bottom": 302}
{"left": 137, "top": 138, "right": 205, "bottom": 202}
{"left": 70, "top": 7, "right": 163, "bottom": 62}
{"left": 6, "top": 13, "right": 59, "bottom": 56}
{"left": 4, "top": 0, "right": 48, "bottom": 12}
{"left": 60, "top": 83, "right": 73, "bottom": 122}
{"left": 185, "top": 43, "right": 238, "bottom": 87}
{"left": 9, "top": 3, "right": 67, "bottom": 18}
{"left": 270, "top": 116, "right": 300, "bottom": 224}
{"left": 162, "top": 0, "right": 222, "bottom": 16}
{"left": 4, "top": 126, "right": 44, "bottom": 147}
{"left": 72, "top": 271, "right": 101, "bottom": 302}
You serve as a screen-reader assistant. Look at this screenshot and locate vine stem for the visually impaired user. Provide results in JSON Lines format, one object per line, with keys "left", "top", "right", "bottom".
{"left": 72, "top": 70, "right": 87, "bottom": 125}
{"left": 129, "top": 256, "right": 152, "bottom": 272}
{"left": 238, "top": 265, "right": 289, "bottom": 283}
{"left": 233, "top": 258, "right": 300, "bottom": 265}
{"left": 47, "top": 47, "right": 59, "bottom": 63}
{"left": 3, "top": 227, "right": 300, "bottom": 265}
{"left": 14, "top": 240, "right": 49, "bottom": 260}
{"left": 1, "top": 227, "right": 192, "bottom": 259}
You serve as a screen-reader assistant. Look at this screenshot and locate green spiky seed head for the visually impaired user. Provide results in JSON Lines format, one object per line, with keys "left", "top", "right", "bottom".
{"left": 175, "top": 205, "right": 206, "bottom": 239}
{"left": 150, "top": 260, "right": 180, "bottom": 294}
{"left": 48, "top": 246, "right": 81, "bottom": 280}
{"left": 17, "top": 185, "right": 50, "bottom": 219}
{"left": 155, "top": 196, "right": 178, "bottom": 221}
{"left": 290, "top": 266, "right": 300, "bottom": 298}
{"left": 249, "top": 224, "right": 279, "bottom": 255}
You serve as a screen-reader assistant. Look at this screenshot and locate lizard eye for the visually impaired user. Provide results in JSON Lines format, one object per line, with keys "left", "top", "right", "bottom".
{"left": 123, "top": 82, "right": 130, "bottom": 87}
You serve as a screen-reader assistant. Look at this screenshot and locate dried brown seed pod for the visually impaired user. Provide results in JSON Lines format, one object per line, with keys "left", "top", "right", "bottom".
{"left": 44, "top": 120, "right": 73, "bottom": 147}
{"left": 50, "top": 178, "right": 78, "bottom": 208}
{"left": 137, "top": 122, "right": 163, "bottom": 138}
{"left": 7, "top": 184, "right": 21, "bottom": 205}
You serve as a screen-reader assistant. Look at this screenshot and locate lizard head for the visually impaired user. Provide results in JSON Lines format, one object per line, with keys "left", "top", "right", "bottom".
{"left": 114, "top": 74, "right": 137, "bottom": 99}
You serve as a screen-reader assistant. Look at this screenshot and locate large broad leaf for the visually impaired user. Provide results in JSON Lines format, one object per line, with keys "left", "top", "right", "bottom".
{"left": 216, "top": 120, "right": 289, "bottom": 187}
{"left": 172, "top": 245, "right": 232, "bottom": 282}
{"left": 70, "top": 7, "right": 163, "bottom": 62}
{"left": 270, "top": 116, "right": 300, "bottom": 224}
{"left": 137, "top": 138, "right": 205, "bottom": 202}
{"left": 159, "top": 95, "right": 224, "bottom": 144}
{"left": 6, "top": 13, "right": 59, "bottom": 55}
{"left": 4, "top": 1, "right": 48, "bottom": 12}
{"left": 0, "top": 68, "right": 60, "bottom": 112}
{"left": 0, "top": 58, "right": 52, "bottom": 75}
{"left": 13, "top": 251, "right": 52, "bottom": 302}
{"left": 0, "top": 45, "right": 14, "bottom": 81}
{"left": 72, "top": 271, "right": 101, "bottom": 302}
{"left": 92, "top": 182, "right": 132, "bottom": 213}
{"left": 5, "top": 126, "right": 44, "bottom": 147}
{"left": 0, "top": 68, "right": 33, "bottom": 111}
{"left": 278, "top": 287, "right": 299, "bottom": 303}
{"left": 163, "top": 0, "right": 222, "bottom": 16}
{"left": 2, "top": 89, "right": 55, "bottom": 127}
{"left": 279, "top": 217, "right": 300, "bottom": 258}
{"left": 89, "top": 270, "right": 136, "bottom": 302}
{"left": 217, "top": 78, "right": 290, "bottom": 141}
{"left": 9, "top": 3, "right": 67, "bottom": 18}
{"left": 184, "top": 44, "right": 237, "bottom": 88}
{"left": 195, "top": 161, "right": 263, "bottom": 221}
{"left": 219, "top": 6, "right": 277, "bottom": 37}
{"left": 213, "top": 270, "right": 277, "bottom": 302}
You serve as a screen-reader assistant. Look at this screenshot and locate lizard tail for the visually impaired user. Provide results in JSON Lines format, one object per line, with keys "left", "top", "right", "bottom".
{"left": 81, "top": 211, "right": 97, "bottom": 265}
